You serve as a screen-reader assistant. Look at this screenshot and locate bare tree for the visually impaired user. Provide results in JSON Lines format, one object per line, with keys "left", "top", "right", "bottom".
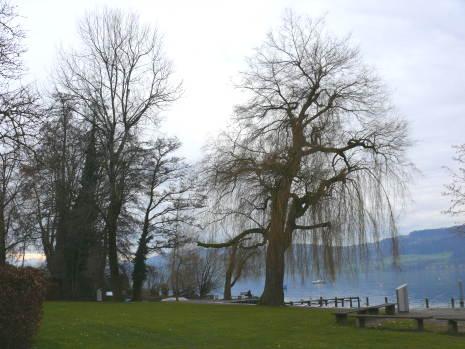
{"left": 194, "top": 249, "right": 223, "bottom": 298}
{"left": 198, "top": 223, "right": 264, "bottom": 300}
{"left": 168, "top": 246, "right": 223, "bottom": 299}
{"left": 24, "top": 95, "right": 87, "bottom": 294}
{"left": 221, "top": 242, "right": 261, "bottom": 300}
{"left": 0, "top": 146, "right": 33, "bottom": 264}
{"left": 0, "top": 0, "right": 24, "bottom": 81}
{"left": 0, "top": 0, "right": 40, "bottom": 264}
{"left": 201, "top": 12, "right": 411, "bottom": 305}
{"left": 0, "top": 0, "right": 39, "bottom": 149}
{"left": 169, "top": 243, "right": 194, "bottom": 300}
{"left": 57, "top": 8, "right": 180, "bottom": 299}
{"left": 444, "top": 145, "right": 465, "bottom": 229}
{"left": 131, "top": 138, "right": 199, "bottom": 301}
{"left": 145, "top": 265, "right": 168, "bottom": 296}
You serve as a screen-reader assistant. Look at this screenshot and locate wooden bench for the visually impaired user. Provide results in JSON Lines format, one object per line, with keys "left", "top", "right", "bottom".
{"left": 435, "top": 317, "right": 465, "bottom": 334}
{"left": 358, "top": 303, "right": 396, "bottom": 315}
{"left": 239, "top": 291, "right": 253, "bottom": 299}
{"left": 231, "top": 297, "right": 259, "bottom": 304}
{"left": 353, "top": 314, "right": 433, "bottom": 331}
{"left": 334, "top": 303, "right": 396, "bottom": 325}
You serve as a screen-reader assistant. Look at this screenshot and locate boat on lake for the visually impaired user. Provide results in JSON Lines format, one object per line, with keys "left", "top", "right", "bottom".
{"left": 312, "top": 279, "right": 326, "bottom": 285}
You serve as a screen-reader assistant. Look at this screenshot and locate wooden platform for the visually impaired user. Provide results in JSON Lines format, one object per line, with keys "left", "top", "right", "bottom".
{"left": 434, "top": 317, "right": 465, "bottom": 334}
{"left": 353, "top": 314, "right": 433, "bottom": 331}
{"left": 333, "top": 303, "right": 396, "bottom": 324}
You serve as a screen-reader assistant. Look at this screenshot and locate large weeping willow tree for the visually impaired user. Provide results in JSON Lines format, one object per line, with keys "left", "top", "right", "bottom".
{"left": 200, "top": 12, "right": 411, "bottom": 306}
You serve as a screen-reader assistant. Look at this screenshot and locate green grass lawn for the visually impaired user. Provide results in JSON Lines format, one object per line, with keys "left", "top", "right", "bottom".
{"left": 35, "top": 302, "right": 464, "bottom": 349}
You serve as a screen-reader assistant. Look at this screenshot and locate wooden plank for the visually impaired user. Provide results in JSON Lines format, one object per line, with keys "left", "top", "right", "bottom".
{"left": 336, "top": 303, "right": 396, "bottom": 314}
{"left": 435, "top": 317, "right": 465, "bottom": 321}
{"left": 352, "top": 314, "right": 432, "bottom": 319}
{"left": 352, "top": 314, "right": 432, "bottom": 331}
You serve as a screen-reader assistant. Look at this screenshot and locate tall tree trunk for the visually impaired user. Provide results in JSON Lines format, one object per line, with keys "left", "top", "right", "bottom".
{"left": 223, "top": 244, "right": 237, "bottom": 300}
{"left": 50, "top": 107, "right": 71, "bottom": 298}
{"left": 107, "top": 198, "right": 122, "bottom": 300}
{"left": 132, "top": 182, "right": 155, "bottom": 301}
{"left": 0, "top": 205, "right": 5, "bottom": 265}
{"left": 66, "top": 125, "right": 100, "bottom": 300}
{"left": 259, "top": 234, "right": 287, "bottom": 306}
{"left": 132, "top": 225, "right": 150, "bottom": 301}
{"left": 84, "top": 234, "right": 106, "bottom": 297}
{"left": 223, "top": 274, "right": 232, "bottom": 301}
{"left": 50, "top": 195, "right": 68, "bottom": 298}
{"left": 260, "top": 181, "right": 291, "bottom": 306}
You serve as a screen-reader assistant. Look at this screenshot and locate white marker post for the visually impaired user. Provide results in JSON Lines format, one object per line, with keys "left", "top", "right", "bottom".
{"left": 396, "top": 284, "right": 409, "bottom": 313}
{"left": 96, "top": 288, "right": 102, "bottom": 302}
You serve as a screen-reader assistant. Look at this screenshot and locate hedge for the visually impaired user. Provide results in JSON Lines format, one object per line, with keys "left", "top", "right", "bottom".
{"left": 0, "top": 265, "right": 47, "bottom": 349}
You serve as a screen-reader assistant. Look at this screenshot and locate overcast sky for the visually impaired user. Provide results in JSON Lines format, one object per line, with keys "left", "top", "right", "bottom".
{"left": 15, "top": 0, "right": 465, "bottom": 234}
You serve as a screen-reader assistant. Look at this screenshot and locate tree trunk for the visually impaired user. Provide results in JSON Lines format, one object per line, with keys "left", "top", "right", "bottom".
{"left": 132, "top": 229, "right": 149, "bottom": 301}
{"left": 259, "top": 235, "right": 287, "bottom": 306}
{"left": 67, "top": 125, "right": 101, "bottom": 300}
{"left": 107, "top": 199, "right": 122, "bottom": 301}
{"left": 84, "top": 234, "right": 106, "bottom": 298}
{"left": 223, "top": 276, "right": 232, "bottom": 301}
{"left": 50, "top": 209, "right": 67, "bottom": 298}
{"left": 0, "top": 207, "right": 5, "bottom": 265}
{"left": 223, "top": 244, "right": 237, "bottom": 300}
{"left": 259, "top": 181, "right": 292, "bottom": 306}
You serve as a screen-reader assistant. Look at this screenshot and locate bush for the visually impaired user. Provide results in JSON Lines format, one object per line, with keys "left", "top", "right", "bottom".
{"left": 0, "top": 265, "right": 47, "bottom": 349}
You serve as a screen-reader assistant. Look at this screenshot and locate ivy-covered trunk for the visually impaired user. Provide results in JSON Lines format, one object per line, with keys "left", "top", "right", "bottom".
{"left": 132, "top": 226, "right": 150, "bottom": 301}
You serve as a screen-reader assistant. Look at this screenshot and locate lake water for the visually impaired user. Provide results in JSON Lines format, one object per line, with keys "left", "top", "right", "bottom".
{"left": 233, "top": 267, "right": 465, "bottom": 308}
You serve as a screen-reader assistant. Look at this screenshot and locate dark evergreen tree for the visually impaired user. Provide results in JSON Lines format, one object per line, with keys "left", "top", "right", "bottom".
{"left": 65, "top": 121, "right": 102, "bottom": 299}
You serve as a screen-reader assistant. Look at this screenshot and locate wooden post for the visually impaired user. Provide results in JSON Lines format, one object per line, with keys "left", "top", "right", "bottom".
{"left": 325, "top": 299, "right": 328, "bottom": 306}
{"left": 384, "top": 296, "right": 388, "bottom": 304}
{"left": 448, "top": 320, "right": 458, "bottom": 334}
{"left": 425, "top": 298, "right": 429, "bottom": 309}
{"left": 357, "top": 297, "right": 360, "bottom": 308}
{"left": 356, "top": 317, "right": 366, "bottom": 328}
{"left": 335, "top": 313, "right": 348, "bottom": 325}
{"left": 417, "top": 319, "right": 424, "bottom": 331}
{"left": 451, "top": 297, "right": 455, "bottom": 308}
{"left": 319, "top": 296, "right": 323, "bottom": 307}
{"left": 366, "top": 297, "right": 369, "bottom": 306}
{"left": 349, "top": 298, "right": 353, "bottom": 308}
{"left": 335, "top": 297, "right": 338, "bottom": 308}
{"left": 341, "top": 298, "right": 345, "bottom": 307}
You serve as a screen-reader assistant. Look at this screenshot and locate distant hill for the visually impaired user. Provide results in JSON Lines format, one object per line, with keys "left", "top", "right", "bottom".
{"left": 146, "top": 226, "right": 465, "bottom": 272}
{"left": 398, "top": 227, "right": 464, "bottom": 256}
{"left": 376, "top": 226, "right": 465, "bottom": 270}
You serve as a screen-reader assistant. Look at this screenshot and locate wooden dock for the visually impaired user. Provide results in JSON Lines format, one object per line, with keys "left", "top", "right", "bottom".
{"left": 285, "top": 296, "right": 362, "bottom": 308}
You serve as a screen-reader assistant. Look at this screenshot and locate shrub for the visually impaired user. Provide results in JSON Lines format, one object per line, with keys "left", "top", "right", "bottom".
{"left": 0, "top": 265, "right": 47, "bottom": 349}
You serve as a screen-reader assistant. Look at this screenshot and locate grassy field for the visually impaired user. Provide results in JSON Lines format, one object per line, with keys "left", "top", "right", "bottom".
{"left": 35, "top": 302, "right": 464, "bottom": 349}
